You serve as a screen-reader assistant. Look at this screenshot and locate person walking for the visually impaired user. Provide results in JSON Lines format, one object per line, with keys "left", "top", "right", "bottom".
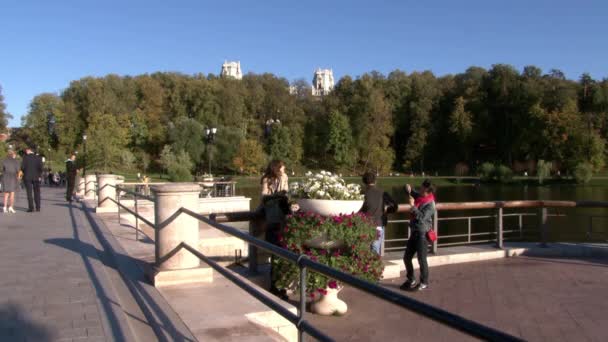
{"left": 2, "top": 149, "right": 20, "bottom": 213}
{"left": 21, "top": 147, "right": 43, "bottom": 212}
{"left": 400, "top": 179, "right": 436, "bottom": 291}
{"left": 359, "top": 171, "right": 397, "bottom": 255}
{"left": 65, "top": 153, "right": 77, "bottom": 203}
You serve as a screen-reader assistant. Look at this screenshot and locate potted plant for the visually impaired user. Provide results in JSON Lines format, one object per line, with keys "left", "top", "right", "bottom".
{"left": 274, "top": 212, "right": 384, "bottom": 316}
{"left": 290, "top": 171, "right": 364, "bottom": 217}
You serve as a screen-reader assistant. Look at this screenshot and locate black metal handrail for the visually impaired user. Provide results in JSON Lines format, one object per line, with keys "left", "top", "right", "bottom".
{"left": 98, "top": 186, "right": 523, "bottom": 341}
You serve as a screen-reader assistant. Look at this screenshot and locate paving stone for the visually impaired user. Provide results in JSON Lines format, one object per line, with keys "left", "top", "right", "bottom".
{"left": 0, "top": 189, "right": 111, "bottom": 341}
{"left": 307, "top": 256, "right": 608, "bottom": 341}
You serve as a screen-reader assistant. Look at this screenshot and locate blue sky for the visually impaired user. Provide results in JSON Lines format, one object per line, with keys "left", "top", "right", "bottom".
{"left": 1, "top": 0, "right": 607, "bottom": 126}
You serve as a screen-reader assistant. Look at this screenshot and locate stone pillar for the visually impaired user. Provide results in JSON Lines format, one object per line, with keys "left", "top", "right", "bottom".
{"left": 85, "top": 174, "right": 97, "bottom": 199}
{"left": 152, "top": 183, "right": 201, "bottom": 270}
{"left": 96, "top": 174, "right": 118, "bottom": 213}
{"left": 76, "top": 176, "right": 85, "bottom": 198}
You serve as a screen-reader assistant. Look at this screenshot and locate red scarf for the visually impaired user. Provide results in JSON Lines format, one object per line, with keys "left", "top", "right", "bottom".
{"left": 410, "top": 193, "right": 435, "bottom": 220}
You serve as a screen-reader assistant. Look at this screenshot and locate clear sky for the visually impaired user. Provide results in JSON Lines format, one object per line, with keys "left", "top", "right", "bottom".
{"left": 1, "top": 0, "right": 607, "bottom": 126}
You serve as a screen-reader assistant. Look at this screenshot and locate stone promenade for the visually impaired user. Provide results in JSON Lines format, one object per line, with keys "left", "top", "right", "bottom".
{"left": 2, "top": 186, "right": 608, "bottom": 342}
{"left": 308, "top": 256, "right": 608, "bottom": 341}
{"left": 0, "top": 187, "right": 179, "bottom": 342}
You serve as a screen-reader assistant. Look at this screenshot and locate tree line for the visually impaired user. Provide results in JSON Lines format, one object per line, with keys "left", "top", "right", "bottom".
{"left": 3, "top": 64, "right": 608, "bottom": 180}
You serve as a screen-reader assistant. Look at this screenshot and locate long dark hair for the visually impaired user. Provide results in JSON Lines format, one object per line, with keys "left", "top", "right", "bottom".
{"left": 421, "top": 179, "right": 436, "bottom": 194}
{"left": 261, "top": 160, "right": 285, "bottom": 184}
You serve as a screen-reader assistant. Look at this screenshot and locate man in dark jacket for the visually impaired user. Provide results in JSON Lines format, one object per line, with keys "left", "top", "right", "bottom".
{"left": 65, "top": 153, "right": 77, "bottom": 203}
{"left": 359, "top": 172, "right": 397, "bottom": 254}
{"left": 21, "top": 147, "right": 43, "bottom": 212}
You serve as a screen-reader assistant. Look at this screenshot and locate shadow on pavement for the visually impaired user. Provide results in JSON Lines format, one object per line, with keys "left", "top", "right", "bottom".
{"left": 0, "top": 303, "right": 54, "bottom": 341}
{"left": 45, "top": 205, "right": 195, "bottom": 341}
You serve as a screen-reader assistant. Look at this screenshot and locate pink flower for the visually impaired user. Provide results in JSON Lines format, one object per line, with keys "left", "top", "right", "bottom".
{"left": 317, "top": 288, "right": 328, "bottom": 295}
{"left": 328, "top": 280, "right": 338, "bottom": 289}
{"left": 320, "top": 249, "right": 327, "bottom": 255}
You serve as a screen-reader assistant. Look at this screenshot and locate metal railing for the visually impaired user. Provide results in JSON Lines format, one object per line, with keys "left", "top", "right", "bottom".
{"left": 98, "top": 184, "right": 523, "bottom": 342}
{"left": 381, "top": 201, "right": 608, "bottom": 255}
{"left": 198, "top": 181, "right": 237, "bottom": 198}
{"left": 383, "top": 212, "right": 537, "bottom": 253}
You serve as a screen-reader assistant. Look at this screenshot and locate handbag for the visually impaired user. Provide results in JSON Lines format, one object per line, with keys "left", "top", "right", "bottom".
{"left": 426, "top": 229, "right": 437, "bottom": 242}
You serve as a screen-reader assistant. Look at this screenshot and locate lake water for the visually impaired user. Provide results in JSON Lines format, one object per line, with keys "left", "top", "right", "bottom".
{"left": 236, "top": 179, "right": 608, "bottom": 248}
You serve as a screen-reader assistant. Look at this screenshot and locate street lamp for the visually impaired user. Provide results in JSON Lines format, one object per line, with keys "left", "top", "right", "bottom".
{"left": 82, "top": 134, "right": 87, "bottom": 177}
{"left": 204, "top": 127, "right": 217, "bottom": 176}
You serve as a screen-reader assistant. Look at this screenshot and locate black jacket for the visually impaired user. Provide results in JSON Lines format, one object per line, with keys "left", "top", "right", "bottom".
{"left": 21, "top": 153, "right": 43, "bottom": 181}
{"left": 66, "top": 160, "right": 77, "bottom": 179}
{"left": 360, "top": 185, "right": 397, "bottom": 226}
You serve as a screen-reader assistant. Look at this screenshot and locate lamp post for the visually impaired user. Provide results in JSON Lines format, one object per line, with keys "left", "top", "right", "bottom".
{"left": 82, "top": 134, "right": 87, "bottom": 177}
{"left": 204, "top": 127, "right": 217, "bottom": 176}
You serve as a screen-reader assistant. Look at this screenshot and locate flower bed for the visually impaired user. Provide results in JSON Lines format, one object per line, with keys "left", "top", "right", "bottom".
{"left": 273, "top": 212, "right": 384, "bottom": 299}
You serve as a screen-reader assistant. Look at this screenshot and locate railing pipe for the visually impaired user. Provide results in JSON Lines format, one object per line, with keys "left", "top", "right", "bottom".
{"left": 432, "top": 212, "right": 438, "bottom": 254}
{"left": 134, "top": 195, "right": 139, "bottom": 241}
{"left": 298, "top": 260, "right": 308, "bottom": 342}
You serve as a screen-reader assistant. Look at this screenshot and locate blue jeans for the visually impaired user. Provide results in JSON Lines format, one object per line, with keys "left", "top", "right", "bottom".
{"left": 371, "top": 226, "right": 384, "bottom": 255}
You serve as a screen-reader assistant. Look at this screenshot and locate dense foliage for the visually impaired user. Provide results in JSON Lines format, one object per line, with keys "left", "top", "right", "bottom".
{"left": 7, "top": 64, "right": 608, "bottom": 176}
{"left": 273, "top": 212, "right": 384, "bottom": 298}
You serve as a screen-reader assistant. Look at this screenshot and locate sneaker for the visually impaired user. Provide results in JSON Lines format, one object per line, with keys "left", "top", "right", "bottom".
{"left": 399, "top": 279, "right": 417, "bottom": 291}
{"left": 2, "top": 207, "right": 6, "bottom": 213}
{"left": 8, "top": 207, "right": 15, "bottom": 213}
{"left": 415, "top": 283, "right": 428, "bottom": 291}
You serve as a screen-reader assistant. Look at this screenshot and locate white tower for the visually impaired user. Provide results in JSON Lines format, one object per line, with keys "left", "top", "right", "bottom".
{"left": 221, "top": 61, "right": 243, "bottom": 80}
{"left": 312, "top": 68, "right": 334, "bottom": 96}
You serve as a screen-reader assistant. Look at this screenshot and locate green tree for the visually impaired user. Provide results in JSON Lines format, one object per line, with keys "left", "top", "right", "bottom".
{"left": 449, "top": 96, "right": 473, "bottom": 160}
{"left": 22, "top": 94, "right": 64, "bottom": 152}
{"left": 168, "top": 150, "right": 194, "bottom": 181}
{"left": 233, "top": 139, "right": 267, "bottom": 175}
{"left": 168, "top": 117, "right": 206, "bottom": 167}
{"left": 85, "top": 112, "right": 130, "bottom": 172}
{"left": 0, "top": 85, "right": 12, "bottom": 132}
{"left": 267, "top": 124, "right": 296, "bottom": 167}
{"left": 326, "top": 110, "right": 355, "bottom": 170}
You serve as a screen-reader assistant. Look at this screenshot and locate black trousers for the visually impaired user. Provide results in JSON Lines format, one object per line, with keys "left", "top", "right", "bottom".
{"left": 265, "top": 223, "right": 284, "bottom": 293}
{"left": 66, "top": 176, "right": 76, "bottom": 201}
{"left": 24, "top": 179, "right": 41, "bottom": 210}
{"left": 404, "top": 231, "right": 429, "bottom": 284}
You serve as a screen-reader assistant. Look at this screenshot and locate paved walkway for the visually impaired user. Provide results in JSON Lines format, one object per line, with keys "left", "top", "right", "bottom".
{"left": 307, "top": 256, "right": 608, "bottom": 341}
{"left": 0, "top": 187, "right": 162, "bottom": 342}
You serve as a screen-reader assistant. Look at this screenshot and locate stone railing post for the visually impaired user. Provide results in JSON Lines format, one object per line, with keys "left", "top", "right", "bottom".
{"left": 76, "top": 175, "right": 85, "bottom": 198}
{"left": 152, "top": 183, "right": 201, "bottom": 270}
{"left": 96, "top": 174, "right": 118, "bottom": 213}
{"left": 84, "top": 174, "right": 97, "bottom": 200}
{"left": 539, "top": 207, "right": 549, "bottom": 247}
{"left": 495, "top": 207, "right": 503, "bottom": 249}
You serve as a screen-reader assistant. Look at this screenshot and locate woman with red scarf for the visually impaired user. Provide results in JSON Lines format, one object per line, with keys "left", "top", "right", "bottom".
{"left": 400, "top": 179, "right": 436, "bottom": 291}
